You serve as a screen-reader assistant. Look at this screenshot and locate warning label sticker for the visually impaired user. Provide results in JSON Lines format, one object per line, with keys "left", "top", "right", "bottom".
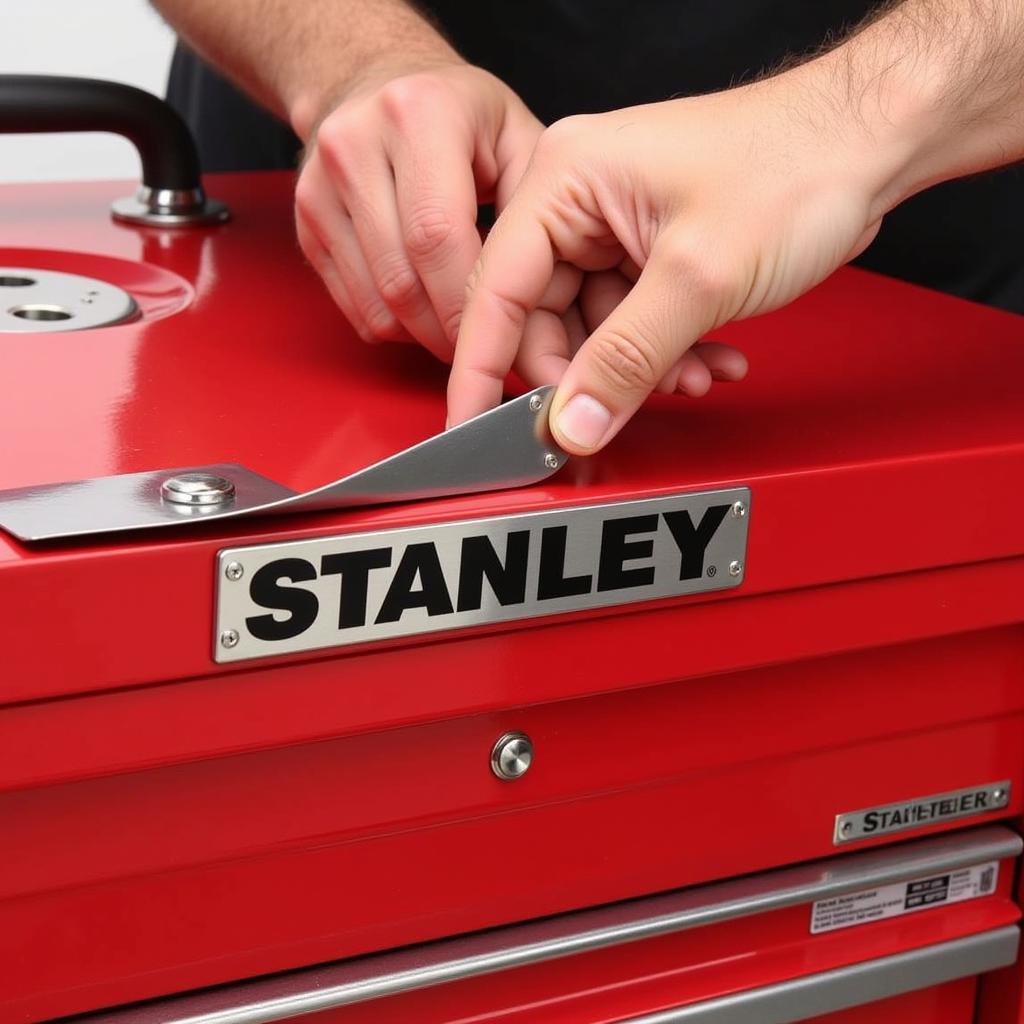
{"left": 810, "top": 861, "right": 998, "bottom": 934}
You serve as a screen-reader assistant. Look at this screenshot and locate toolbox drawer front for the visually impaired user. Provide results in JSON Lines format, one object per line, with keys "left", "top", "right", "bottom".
{"left": 72, "top": 827, "right": 1022, "bottom": 1024}
{"left": 7, "top": 627, "right": 1024, "bottom": 1021}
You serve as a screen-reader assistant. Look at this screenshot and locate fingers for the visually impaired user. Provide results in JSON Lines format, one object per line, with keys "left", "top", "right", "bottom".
{"left": 693, "top": 341, "right": 749, "bottom": 383}
{"left": 321, "top": 138, "right": 453, "bottom": 360}
{"left": 448, "top": 209, "right": 556, "bottom": 424}
{"left": 389, "top": 118, "right": 485, "bottom": 352}
{"left": 295, "top": 157, "right": 410, "bottom": 343}
{"left": 549, "top": 243, "right": 717, "bottom": 454}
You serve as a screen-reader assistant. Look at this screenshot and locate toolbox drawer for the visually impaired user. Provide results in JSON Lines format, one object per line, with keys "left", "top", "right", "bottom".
{"left": 75, "top": 826, "right": 1021, "bottom": 1024}
{"left": 5, "top": 626, "right": 1023, "bottom": 1021}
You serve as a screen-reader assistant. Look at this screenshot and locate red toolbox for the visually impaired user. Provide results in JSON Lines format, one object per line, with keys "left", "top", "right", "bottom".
{"left": 1, "top": 80, "right": 1023, "bottom": 1023}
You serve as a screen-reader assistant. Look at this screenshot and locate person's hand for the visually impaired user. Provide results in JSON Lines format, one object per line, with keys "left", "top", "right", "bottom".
{"left": 294, "top": 61, "right": 543, "bottom": 361}
{"left": 448, "top": 73, "right": 890, "bottom": 453}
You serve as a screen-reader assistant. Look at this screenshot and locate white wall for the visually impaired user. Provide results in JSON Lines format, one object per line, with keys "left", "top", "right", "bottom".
{"left": 0, "top": 2, "right": 176, "bottom": 183}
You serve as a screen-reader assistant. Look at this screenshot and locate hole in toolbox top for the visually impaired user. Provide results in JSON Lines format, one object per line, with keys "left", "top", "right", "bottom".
{"left": 9, "top": 304, "right": 73, "bottom": 322}
{"left": 0, "top": 275, "right": 35, "bottom": 287}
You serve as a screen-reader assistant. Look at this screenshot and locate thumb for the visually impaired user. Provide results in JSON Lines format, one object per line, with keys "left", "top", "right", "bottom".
{"left": 549, "top": 249, "right": 713, "bottom": 454}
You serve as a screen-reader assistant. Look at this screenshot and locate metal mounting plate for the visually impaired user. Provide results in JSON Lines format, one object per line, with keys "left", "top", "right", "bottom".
{"left": 0, "top": 387, "right": 566, "bottom": 542}
{"left": 0, "top": 267, "right": 137, "bottom": 332}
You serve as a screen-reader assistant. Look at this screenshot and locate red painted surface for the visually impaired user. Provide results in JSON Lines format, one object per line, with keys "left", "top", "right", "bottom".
{"left": 1, "top": 174, "right": 1023, "bottom": 1020}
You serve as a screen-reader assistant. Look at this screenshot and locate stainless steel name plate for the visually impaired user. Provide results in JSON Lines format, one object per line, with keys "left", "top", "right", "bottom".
{"left": 835, "top": 782, "right": 1011, "bottom": 845}
{"left": 214, "top": 487, "right": 750, "bottom": 663}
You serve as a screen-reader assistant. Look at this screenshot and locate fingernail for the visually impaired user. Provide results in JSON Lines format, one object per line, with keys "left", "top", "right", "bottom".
{"left": 555, "top": 394, "right": 612, "bottom": 451}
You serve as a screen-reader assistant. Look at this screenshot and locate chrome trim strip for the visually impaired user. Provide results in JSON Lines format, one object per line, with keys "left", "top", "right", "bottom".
{"left": 79, "top": 826, "right": 1020, "bottom": 1024}
{"left": 623, "top": 926, "right": 1020, "bottom": 1023}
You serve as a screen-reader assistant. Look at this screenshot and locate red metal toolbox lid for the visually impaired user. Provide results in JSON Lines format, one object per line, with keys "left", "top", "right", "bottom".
{"left": 1, "top": 172, "right": 1023, "bottom": 704}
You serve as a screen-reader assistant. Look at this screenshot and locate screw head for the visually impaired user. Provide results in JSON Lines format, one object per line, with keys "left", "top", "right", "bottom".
{"left": 161, "top": 472, "right": 235, "bottom": 506}
{"left": 544, "top": 452, "right": 560, "bottom": 470}
{"left": 729, "top": 560, "right": 743, "bottom": 577}
{"left": 840, "top": 821, "right": 853, "bottom": 836}
{"left": 224, "top": 561, "right": 244, "bottom": 581}
{"left": 993, "top": 788, "right": 1006, "bottom": 803}
{"left": 220, "top": 628, "right": 240, "bottom": 649}
{"left": 491, "top": 731, "right": 534, "bottom": 780}
{"left": 529, "top": 394, "right": 544, "bottom": 412}
{"left": 731, "top": 501, "right": 747, "bottom": 518}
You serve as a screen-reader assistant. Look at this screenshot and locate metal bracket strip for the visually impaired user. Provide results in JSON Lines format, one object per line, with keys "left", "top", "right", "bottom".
{"left": 0, "top": 387, "right": 565, "bottom": 542}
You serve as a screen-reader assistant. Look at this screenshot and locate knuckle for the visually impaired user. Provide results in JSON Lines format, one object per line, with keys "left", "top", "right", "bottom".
{"left": 404, "top": 205, "right": 456, "bottom": 261}
{"left": 534, "top": 115, "right": 588, "bottom": 161}
{"left": 364, "top": 304, "right": 402, "bottom": 341}
{"left": 375, "top": 256, "right": 421, "bottom": 310}
{"left": 379, "top": 75, "right": 441, "bottom": 123}
{"left": 315, "top": 117, "right": 362, "bottom": 180}
{"left": 293, "top": 176, "right": 319, "bottom": 222}
{"left": 589, "top": 328, "right": 662, "bottom": 394}
{"left": 440, "top": 307, "right": 462, "bottom": 343}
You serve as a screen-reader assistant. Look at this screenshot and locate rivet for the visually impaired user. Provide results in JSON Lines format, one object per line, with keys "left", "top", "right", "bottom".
{"left": 491, "top": 732, "right": 534, "bottom": 781}
{"left": 529, "top": 394, "right": 544, "bottom": 412}
{"left": 544, "top": 452, "right": 560, "bottom": 470}
{"left": 161, "top": 472, "right": 235, "bottom": 506}
{"left": 225, "top": 561, "right": 244, "bottom": 581}
{"left": 220, "top": 628, "right": 240, "bottom": 649}
{"left": 731, "top": 501, "right": 747, "bottom": 518}
{"left": 729, "top": 560, "right": 743, "bottom": 577}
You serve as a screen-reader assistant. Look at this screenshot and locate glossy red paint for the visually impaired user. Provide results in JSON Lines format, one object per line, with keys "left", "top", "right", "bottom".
{"left": 1, "top": 174, "right": 1023, "bottom": 1020}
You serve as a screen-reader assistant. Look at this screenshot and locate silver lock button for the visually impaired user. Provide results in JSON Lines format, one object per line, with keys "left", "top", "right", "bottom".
{"left": 491, "top": 732, "right": 534, "bottom": 781}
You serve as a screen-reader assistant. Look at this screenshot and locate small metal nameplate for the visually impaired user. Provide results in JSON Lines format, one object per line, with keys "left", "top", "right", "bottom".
{"left": 214, "top": 488, "right": 750, "bottom": 663}
{"left": 834, "top": 781, "right": 1011, "bottom": 845}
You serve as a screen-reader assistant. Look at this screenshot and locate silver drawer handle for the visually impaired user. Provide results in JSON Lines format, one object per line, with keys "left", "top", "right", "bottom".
{"left": 624, "top": 926, "right": 1019, "bottom": 1023}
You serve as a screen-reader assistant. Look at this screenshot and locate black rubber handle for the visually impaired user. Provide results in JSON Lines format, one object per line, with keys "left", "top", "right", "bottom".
{"left": 0, "top": 75, "right": 201, "bottom": 191}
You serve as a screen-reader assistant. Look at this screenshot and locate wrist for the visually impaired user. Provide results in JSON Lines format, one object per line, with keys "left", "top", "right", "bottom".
{"left": 289, "top": 49, "right": 463, "bottom": 142}
{"left": 792, "top": 3, "right": 1024, "bottom": 220}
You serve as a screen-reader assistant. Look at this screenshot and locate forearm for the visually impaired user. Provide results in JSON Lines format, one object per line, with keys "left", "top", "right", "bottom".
{"left": 151, "top": 0, "right": 460, "bottom": 139}
{"left": 798, "top": 0, "right": 1024, "bottom": 216}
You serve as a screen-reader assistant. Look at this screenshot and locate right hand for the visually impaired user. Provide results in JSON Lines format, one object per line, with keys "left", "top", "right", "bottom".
{"left": 294, "top": 62, "right": 543, "bottom": 361}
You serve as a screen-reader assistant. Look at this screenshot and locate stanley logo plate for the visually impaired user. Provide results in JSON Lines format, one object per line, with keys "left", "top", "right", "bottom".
{"left": 834, "top": 782, "right": 1011, "bottom": 845}
{"left": 214, "top": 488, "right": 750, "bottom": 663}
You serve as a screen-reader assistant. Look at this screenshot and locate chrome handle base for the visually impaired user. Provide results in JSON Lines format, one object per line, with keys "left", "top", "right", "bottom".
{"left": 111, "top": 185, "right": 230, "bottom": 228}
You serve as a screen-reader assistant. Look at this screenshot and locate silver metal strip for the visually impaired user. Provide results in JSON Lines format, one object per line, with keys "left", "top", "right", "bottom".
{"left": 77, "top": 826, "right": 1020, "bottom": 1024}
{"left": 623, "top": 926, "right": 1020, "bottom": 1024}
{"left": 0, "top": 387, "right": 565, "bottom": 542}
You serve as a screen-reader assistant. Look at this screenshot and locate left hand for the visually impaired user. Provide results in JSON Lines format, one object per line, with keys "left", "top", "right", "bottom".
{"left": 447, "top": 74, "right": 886, "bottom": 454}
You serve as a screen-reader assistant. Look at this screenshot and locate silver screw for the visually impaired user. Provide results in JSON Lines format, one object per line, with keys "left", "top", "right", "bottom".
{"left": 993, "top": 788, "right": 1006, "bottom": 803}
{"left": 731, "top": 501, "right": 747, "bottom": 518}
{"left": 224, "top": 561, "right": 244, "bottom": 581}
{"left": 220, "top": 628, "right": 240, "bottom": 649}
{"left": 729, "top": 560, "right": 743, "bottom": 577}
{"left": 544, "top": 452, "right": 560, "bottom": 470}
{"left": 161, "top": 472, "right": 235, "bottom": 506}
{"left": 529, "top": 394, "right": 544, "bottom": 412}
{"left": 491, "top": 731, "right": 534, "bottom": 780}
{"left": 840, "top": 821, "right": 853, "bottom": 837}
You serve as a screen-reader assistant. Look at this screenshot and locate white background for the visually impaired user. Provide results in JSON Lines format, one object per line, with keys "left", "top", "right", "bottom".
{"left": 0, "top": 2, "right": 176, "bottom": 183}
